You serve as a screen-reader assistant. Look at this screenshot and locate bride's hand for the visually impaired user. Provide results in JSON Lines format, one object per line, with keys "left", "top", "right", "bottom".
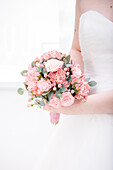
{"left": 43, "top": 99, "right": 81, "bottom": 115}
{"left": 43, "top": 89, "right": 113, "bottom": 115}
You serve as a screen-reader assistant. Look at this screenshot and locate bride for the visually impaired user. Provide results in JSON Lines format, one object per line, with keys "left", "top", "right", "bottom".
{"left": 33, "top": 0, "right": 113, "bottom": 169}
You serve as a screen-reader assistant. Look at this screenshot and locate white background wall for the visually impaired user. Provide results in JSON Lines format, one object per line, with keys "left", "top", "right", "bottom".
{"left": 0, "top": 0, "right": 76, "bottom": 169}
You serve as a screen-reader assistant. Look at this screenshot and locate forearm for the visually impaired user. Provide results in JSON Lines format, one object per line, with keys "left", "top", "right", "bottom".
{"left": 70, "top": 89, "right": 113, "bottom": 115}
{"left": 43, "top": 90, "right": 113, "bottom": 115}
{"left": 68, "top": 48, "right": 84, "bottom": 73}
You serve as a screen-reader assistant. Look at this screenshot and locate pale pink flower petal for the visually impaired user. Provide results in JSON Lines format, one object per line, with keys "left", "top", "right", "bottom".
{"left": 61, "top": 92, "right": 75, "bottom": 107}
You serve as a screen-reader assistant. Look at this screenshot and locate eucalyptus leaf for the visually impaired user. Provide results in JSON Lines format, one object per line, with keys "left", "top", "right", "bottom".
{"left": 35, "top": 67, "right": 42, "bottom": 72}
{"left": 35, "top": 103, "right": 41, "bottom": 108}
{"left": 20, "top": 70, "right": 28, "bottom": 76}
{"left": 66, "top": 75, "right": 72, "bottom": 82}
{"left": 59, "top": 85, "right": 66, "bottom": 93}
{"left": 31, "top": 61, "right": 36, "bottom": 67}
{"left": 42, "top": 68, "right": 47, "bottom": 74}
{"left": 55, "top": 91, "right": 62, "bottom": 98}
{"left": 58, "top": 93, "right": 62, "bottom": 98}
{"left": 40, "top": 100, "right": 45, "bottom": 106}
{"left": 65, "top": 63, "right": 73, "bottom": 67}
{"left": 42, "top": 89, "right": 51, "bottom": 96}
{"left": 64, "top": 55, "right": 70, "bottom": 64}
{"left": 47, "top": 90, "right": 53, "bottom": 102}
{"left": 37, "top": 95, "right": 42, "bottom": 98}
{"left": 24, "top": 83, "right": 28, "bottom": 90}
{"left": 88, "top": 81, "right": 97, "bottom": 87}
{"left": 55, "top": 93, "right": 60, "bottom": 98}
{"left": 35, "top": 99, "right": 40, "bottom": 103}
{"left": 42, "top": 95, "right": 47, "bottom": 100}
{"left": 17, "top": 88, "right": 24, "bottom": 95}
{"left": 46, "top": 100, "right": 50, "bottom": 104}
{"left": 62, "top": 63, "right": 65, "bottom": 70}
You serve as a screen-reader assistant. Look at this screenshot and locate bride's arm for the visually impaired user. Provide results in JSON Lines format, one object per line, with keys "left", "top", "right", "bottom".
{"left": 43, "top": 2, "right": 113, "bottom": 115}
{"left": 69, "top": 0, "right": 84, "bottom": 73}
{"left": 79, "top": 89, "right": 113, "bottom": 114}
{"left": 43, "top": 89, "right": 113, "bottom": 114}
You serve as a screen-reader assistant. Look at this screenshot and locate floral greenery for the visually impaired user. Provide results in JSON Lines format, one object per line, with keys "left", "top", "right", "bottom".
{"left": 17, "top": 50, "right": 97, "bottom": 109}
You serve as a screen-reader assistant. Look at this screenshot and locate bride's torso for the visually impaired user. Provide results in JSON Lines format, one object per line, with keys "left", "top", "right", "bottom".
{"left": 63, "top": 10, "right": 113, "bottom": 120}
{"left": 79, "top": 10, "right": 113, "bottom": 95}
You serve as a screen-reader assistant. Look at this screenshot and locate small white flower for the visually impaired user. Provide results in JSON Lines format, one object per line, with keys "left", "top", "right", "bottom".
{"left": 53, "top": 87, "right": 57, "bottom": 91}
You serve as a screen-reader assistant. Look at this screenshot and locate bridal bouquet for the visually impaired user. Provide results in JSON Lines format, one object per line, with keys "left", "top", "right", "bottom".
{"left": 17, "top": 50, "right": 96, "bottom": 125}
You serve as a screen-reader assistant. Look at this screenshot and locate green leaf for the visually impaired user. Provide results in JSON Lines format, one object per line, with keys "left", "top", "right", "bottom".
{"left": 42, "top": 67, "right": 47, "bottom": 74}
{"left": 71, "top": 60, "right": 73, "bottom": 64}
{"left": 65, "top": 63, "right": 72, "bottom": 67}
{"left": 59, "top": 85, "right": 66, "bottom": 93}
{"left": 17, "top": 88, "right": 24, "bottom": 95}
{"left": 40, "top": 100, "right": 45, "bottom": 106}
{"left": 37, "top": 95, "right": 42, "bottom": 98}
{"left": 35, "top": 102, "right": 41, "bottom": 108}
{"left": 75, "top": 88, "right": 80, "bottom": 92}
{"left": 88, "top": 81, "right": 97, "bottom": 87}
{"left": 31, "top": 61, "right": 36, "bottom": 67}
{"left": 24, "top": 83, "right": 28, "bottom": 90}
{"left": 42, "top": 89, "right": 51, "bottom": 96}
{"left": 20, "top": 70, "right": 28, "bottom": 76}
{"left": 36, "top": 60, "right": 39, "bottom": 63}
{"left": 64, "top": 55, "right": 70, "bottom": 64}
{"left": 58, "top": 93, "right": 62, "bottom": 98}
{"left": 35, "top": 99, "right": 40, "bottom": 103}
{"left": 85, "top": 78, "right": 90, "bottom": 82}
{"left": 46, "top": 100, "right": 50, "bottom": 104}
{"left": 42, "top": 95, "right": 47, "bottom": 100}
{"left": 62, "top": 63, "right": 65, "bottom": 70}
{"left": 72, "top": 82, "right": 77, "bottom": 89}
{"left": 38, "top": 74, "right": 42, "bottom": 77}
{"left": 55, "top": 91, "right": 62, "bottom": 98}
{"left": 62, "top": 55, "right": 65, "bottom": 59}
{"left": 35, "top": 67, "right": 42, "bottom": 72}
{"left": 47, "top": 90, "right": 53, "bottom": 102}
{"left": 66, "top": 75, "right": 72, "bottom": 82}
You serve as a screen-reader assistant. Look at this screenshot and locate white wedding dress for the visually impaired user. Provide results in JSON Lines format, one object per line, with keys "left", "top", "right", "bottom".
{"left": 33, "top": 11, "right": 113, "bottom": 170}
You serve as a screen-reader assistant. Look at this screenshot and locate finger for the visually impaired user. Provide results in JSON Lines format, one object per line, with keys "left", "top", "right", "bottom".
{"left": 43, "top": 105, "right": 51, "bottom": 111}
{"left": 43, "top": 106, "right": 48, "bottom": 110}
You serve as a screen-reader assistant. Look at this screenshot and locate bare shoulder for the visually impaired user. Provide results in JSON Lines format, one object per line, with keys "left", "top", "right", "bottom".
{"left": 77, "top": 0, "right": 113, "bottom": 21}
{"left": 77, "top": 0, "right": 95, "bottom": 14}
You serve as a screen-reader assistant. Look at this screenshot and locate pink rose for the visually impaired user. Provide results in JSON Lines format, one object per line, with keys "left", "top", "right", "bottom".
{"left": 35, "top": 62, "right": 43, "bottom": 67}
{"left": 49, "top": 69, "right": 66, "bottom": 84}
{"left": 44, "top": 59, "right": 63, "bottom": 72}
{"left": 61, "top": 92, "right": 75, "bottom": 107}
{"left": 48, "top": 95, "right": 61, "bottom": 108}
{"left": 35, "top": 88, "right": 42, "bottom": 96}
{"left": 41, "top": 50, "right": 62, "bottom": 61}
{"left": 27, "top": 81, "right": 37, "bottom": 91}
{"left": 34, "top": 57, "right": 41, "bottom": 62}
{"left": 72, "top": 66, "right": 82, "bottom": 79}
{"left": 37, "top": 78, "right": 52, "bottom": 92}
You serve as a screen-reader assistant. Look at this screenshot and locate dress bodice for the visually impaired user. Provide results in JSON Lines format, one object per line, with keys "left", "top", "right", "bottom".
{"left": 79, "top": 11, "right": 113, "bottom": 94}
